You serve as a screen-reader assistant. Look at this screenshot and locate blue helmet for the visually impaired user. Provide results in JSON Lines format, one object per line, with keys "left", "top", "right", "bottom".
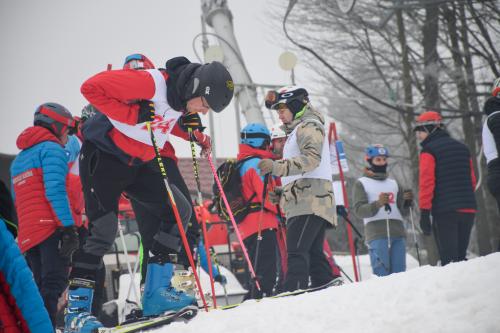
{"left": 241, "top": 123, "right": 271, "bottom": 148}
{"left": 365, "top": 144, "right": 389, "bottom": 160}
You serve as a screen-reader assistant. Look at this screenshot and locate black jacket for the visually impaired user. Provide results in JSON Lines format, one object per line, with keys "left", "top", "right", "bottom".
{"left": 420, "top": 129, "right": 477, "bottom": 214}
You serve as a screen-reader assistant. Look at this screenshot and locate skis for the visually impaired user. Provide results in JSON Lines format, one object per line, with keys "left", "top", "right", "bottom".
{"left": 96, "top": 306, "right": 198, "bottom": 333}
{"left": 220, "top": 277, "right": 344, "bottom": 310}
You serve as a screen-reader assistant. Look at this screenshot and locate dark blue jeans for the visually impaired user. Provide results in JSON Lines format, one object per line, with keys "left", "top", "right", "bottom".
{"left": 26, "top": 231, "right": 69, "bottom": 328}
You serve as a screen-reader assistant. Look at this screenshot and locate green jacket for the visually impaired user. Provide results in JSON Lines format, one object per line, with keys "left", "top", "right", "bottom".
{"left": 352, "top": 170, "right": 407, "bottom": 243}
{"left": 271, "top": 106, "right": 337, "bottom": 226}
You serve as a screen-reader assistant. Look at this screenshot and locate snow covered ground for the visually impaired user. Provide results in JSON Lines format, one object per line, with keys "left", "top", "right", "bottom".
{"left": 153, "top": 253, "right": 500, "bottom": 333}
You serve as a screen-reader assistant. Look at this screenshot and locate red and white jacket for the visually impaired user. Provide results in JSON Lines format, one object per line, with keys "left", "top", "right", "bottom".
{"left": 81, "top": 69, "right": 189, "bottom": 164}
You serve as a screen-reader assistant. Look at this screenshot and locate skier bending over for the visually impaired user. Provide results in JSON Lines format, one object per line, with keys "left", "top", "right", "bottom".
{"left": 259, "top": 86, "right": 338, "bottom": 292}
{"left": 119, "top": 54, "right": 226, "bottom": 294}
{"left": 64, "top": 56, "right": 233, "bottom": 332}
{"left": 352, "top": 144, "right": 412, "bottom": 276}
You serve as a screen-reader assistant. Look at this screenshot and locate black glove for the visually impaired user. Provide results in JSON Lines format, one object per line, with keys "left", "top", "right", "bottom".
{"left": 178, "top": 112, "right": 205, "bottom": 132}
{"left": 336, "top": 205, "right": 348, "bottom": 219}
{"left": 403, "top": 190, "right": 414, "bottom": 208}
{"left": 419, "top": 209, "right": 432, "bottom": 236}
{"left": 136, "top": 100, "right": 155, "bottom": 124}
{"left": 214, "top": 273, "right": 227, "bottom": 285}
{"left": 59, "top": 226, "right": 79, "bottom": 260}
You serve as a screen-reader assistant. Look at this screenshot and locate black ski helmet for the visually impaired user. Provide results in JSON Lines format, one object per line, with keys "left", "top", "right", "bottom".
{"left": 34, "top": 102, "right": 75, "bottom": 137}
{"left": 188, "top": 61, "right": 234, "bottom": 113}
{"left": 265, "top": 86, "right": 309, "bottom": 119}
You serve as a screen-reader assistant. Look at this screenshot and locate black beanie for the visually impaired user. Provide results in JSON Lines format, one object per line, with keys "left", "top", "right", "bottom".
{"left": 165, "top": 57, "right": 201, "bottom": 111}
{"left": 484, "top": 96, "right": 500, "bottom": 116}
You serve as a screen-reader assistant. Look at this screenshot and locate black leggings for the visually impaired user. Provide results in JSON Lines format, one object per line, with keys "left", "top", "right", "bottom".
{"left": 243, "top": 229, "right": 277, "bottom": 299}
{"left": 73, "top": 141, "right": 192, "bottom": 280}
{"left": 130, "top": 156, "right": 199, "bottom": 284}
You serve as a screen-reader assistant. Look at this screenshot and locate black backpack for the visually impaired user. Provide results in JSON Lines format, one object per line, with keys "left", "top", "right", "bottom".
{"left": 212, "top": 157, "right": 261, "bottom": 223}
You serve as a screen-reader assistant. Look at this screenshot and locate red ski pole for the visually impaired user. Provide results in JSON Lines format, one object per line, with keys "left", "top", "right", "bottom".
{"left": 147, "top": 123, "right": 209, "bottom": 311}
{"left": 207, "top": 154, "right": 261, "bottom": 291}
{"left": 329, "top": 122, "right": 360, "bottom": 282}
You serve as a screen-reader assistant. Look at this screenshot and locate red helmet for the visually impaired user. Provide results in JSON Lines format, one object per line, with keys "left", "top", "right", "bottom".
{"left": 123, "top": 54, "right": 155, "bottom": 70}
{"left": 492, "top": 77, "right": 500, "bottom": 97}
{"left": 34, "top": 102, "right": 75, "bottom": 137}
{"left": 415, "top": 111, "right": 442, "bottom": 130}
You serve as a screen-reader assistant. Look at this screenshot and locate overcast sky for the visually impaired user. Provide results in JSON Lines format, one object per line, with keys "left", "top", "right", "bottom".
{"left": 0, "top": 0, "right": 305, "bottom": 157}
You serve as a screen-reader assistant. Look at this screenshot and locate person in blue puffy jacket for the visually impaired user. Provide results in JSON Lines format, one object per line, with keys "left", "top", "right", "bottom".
{"left": 0, "top": 183, "right": 53, "bottom": 333}
{"left": 10, "top": 103, "right": 80, "bottom": 329}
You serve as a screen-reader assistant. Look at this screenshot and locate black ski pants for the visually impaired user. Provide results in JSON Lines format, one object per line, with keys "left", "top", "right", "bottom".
{"left": 243, "top": 229, "right": 277, "bottom": 299}
{"left": 433, "top": 211, "right": 474, "bottom": 266}
{"left": 487, "top": 165, "right": 500, "bottom": 214}
{"left": 130, "top": 156, "right": 199, "bottom": 284}
{"left": 26, "top": 232, "right": 69, "bottom": 328}
{"left": 72, "top": 141, "right": 192, "bottom": 281}
{"left": 284, "top": 215, "right": 333, "bottom": 292}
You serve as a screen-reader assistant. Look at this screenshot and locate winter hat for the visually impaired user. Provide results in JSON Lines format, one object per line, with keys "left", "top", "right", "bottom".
{"left": 483, "top": 96, "right": 500, "bottom": 116}
{"left": 414, "top": 110, "right": 443, "bottom": 132}
{"left": 81, "top": 104, "right": 99, "bottom": 121}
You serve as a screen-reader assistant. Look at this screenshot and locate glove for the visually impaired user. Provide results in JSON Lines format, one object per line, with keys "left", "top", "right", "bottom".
{"left": 179, "top": 112, "right": 205, "bottom": 132}
{"left": 420, "top": 209, "right": 432, "bottom": 236}
{"left": 336, "top": 205, "right": 348, "bottom": 219}
{"left": 376, "top": 192, "right": 390, "bottom": 208}
{"left": 136, "top": 100, "right": 155, "bottom": 124}
{"left": 214, "top": 274, "right": 227, "bottom": 285}
{"left": 403, "top": 190, "right": 414, "bottom": 208}
{"left": 59, "top": 226, "right": 79, "bottom": 260}
{"left": 258, "top": 159, "right": 274, "bottom": 175}
{"left": 191, "top": 129, "right": 212, "bottom": 157}
{"left": 269, "top": 186, "right": 283, "bottom": 205}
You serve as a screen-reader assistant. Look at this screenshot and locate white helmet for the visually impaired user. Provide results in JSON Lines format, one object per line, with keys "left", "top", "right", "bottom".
{"left": 270, "top": 123, "right": 286, "bottom": 140}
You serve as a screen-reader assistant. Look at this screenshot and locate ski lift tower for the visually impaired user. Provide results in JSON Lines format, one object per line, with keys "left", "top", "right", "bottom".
{"left": 201, "top": 0, "right": 266, "bottom": 130}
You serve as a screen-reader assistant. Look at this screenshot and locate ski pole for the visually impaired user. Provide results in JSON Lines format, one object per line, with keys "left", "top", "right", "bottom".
{"left": 210, "top": 247, "right": 230, "bottom": 305}
{"left": 353, "top": 238, "right": 362, "bottom": 281}
{"left": 146, "top": 122, "right": 209, "bottom": 311}
{"left": 385, "top": 204, "right": 392, "bottom": 274}
{"left": 338, "top": 212, "right": 363, "bottom": 278}
{"left": 251, "top": 174, "right": 269, "bottom": 298}
{"left": 408, "top": 206, "right": 421, "bottom": 266}
{"left": 188, "top": 128, "right": 217, "bottom": 308}
{"left": 117, "top": 218, "right": 141, "bottom": 308}
{"left": 207, "top": 154, "right": 261, "bottom": 291}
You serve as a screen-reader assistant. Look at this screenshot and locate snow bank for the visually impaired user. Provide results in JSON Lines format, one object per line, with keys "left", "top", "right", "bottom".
{"left": 156, "top": 253, "right": 500, "bottom": 333}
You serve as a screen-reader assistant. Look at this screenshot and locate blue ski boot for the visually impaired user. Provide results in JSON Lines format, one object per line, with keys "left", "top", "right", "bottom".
{"left": 142, "top": 261, "right": 196, "bottom": 317}
{"left": 64, "top": 278, "right": 103, "bottom": 333}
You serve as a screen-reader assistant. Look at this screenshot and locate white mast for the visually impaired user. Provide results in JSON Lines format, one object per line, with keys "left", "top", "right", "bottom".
{"left": 201, "top": 0, "right": 265, "bottom": 126}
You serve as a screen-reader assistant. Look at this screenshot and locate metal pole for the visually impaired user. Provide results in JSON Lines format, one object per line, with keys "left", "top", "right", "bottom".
{"left": 409, "top": 206, "right": 422, "bottom": 266}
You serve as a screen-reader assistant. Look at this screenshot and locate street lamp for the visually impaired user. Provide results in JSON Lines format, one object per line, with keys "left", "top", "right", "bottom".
{"left": 279, "top": 51, "right": 298, "bottom": 85}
